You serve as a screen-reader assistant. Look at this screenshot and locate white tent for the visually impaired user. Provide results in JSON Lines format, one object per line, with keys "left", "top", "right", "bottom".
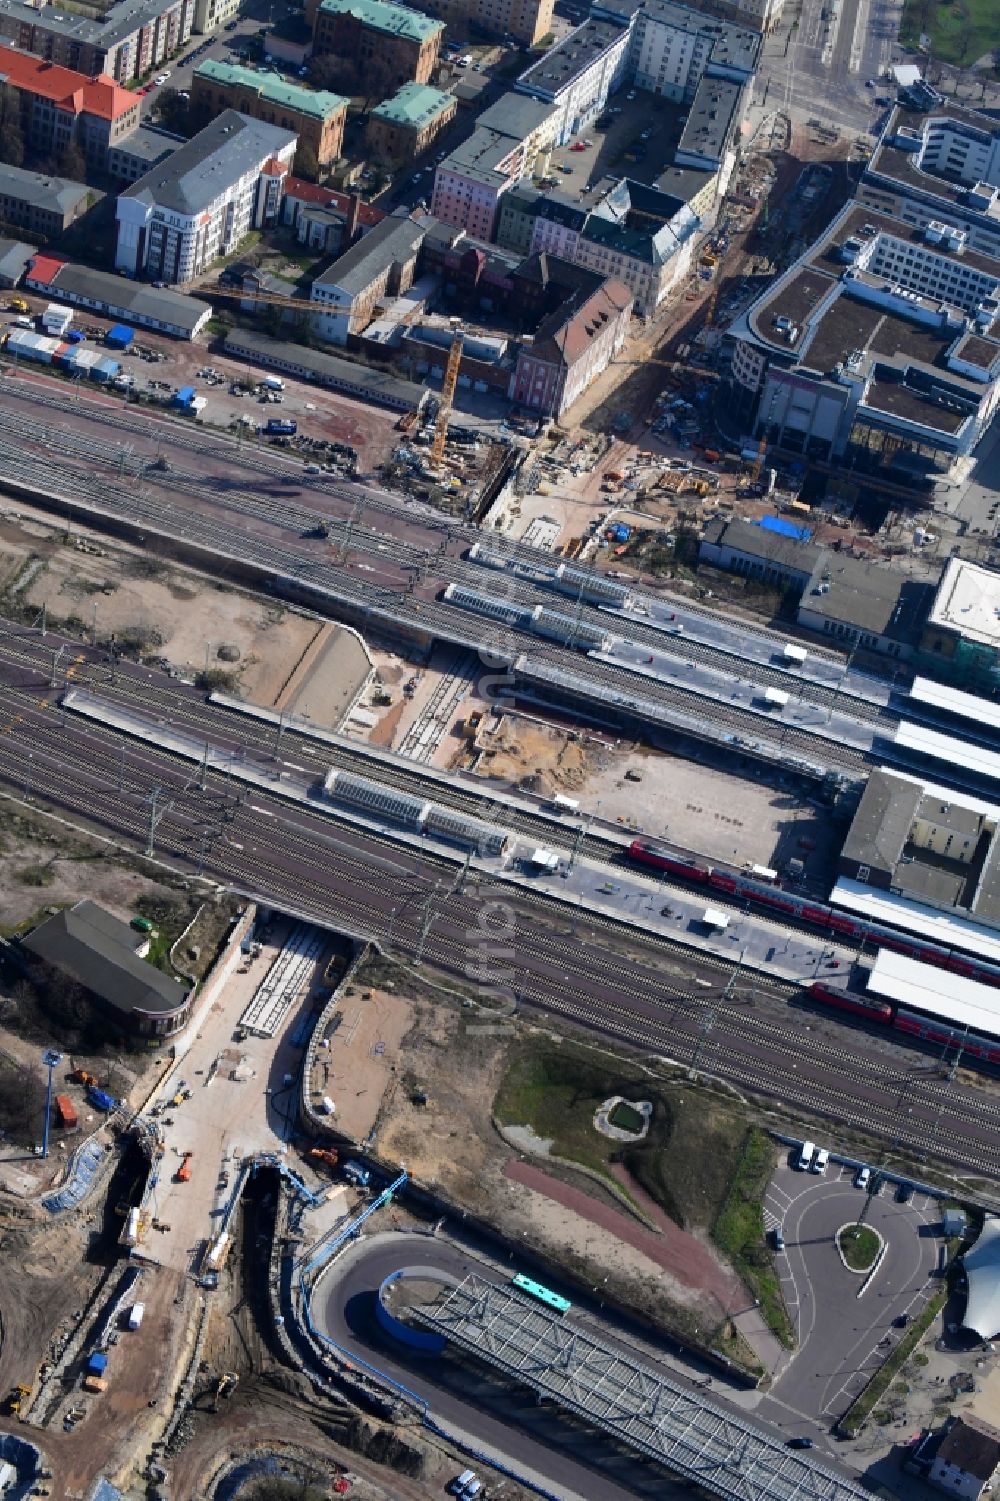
{"left": 963, "top": 1218, "right": 1000, "bottom": 1339}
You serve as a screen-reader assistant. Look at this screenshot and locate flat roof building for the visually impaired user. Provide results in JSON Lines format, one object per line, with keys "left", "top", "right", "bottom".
{"left": 728, "top": 198, "right": 1000, "bottom": 479}
{"left": 115, "top": 109, "right": 297, "bottom": 282}
{"left": 516, "top": 16, "right": 631, "bottom": 146}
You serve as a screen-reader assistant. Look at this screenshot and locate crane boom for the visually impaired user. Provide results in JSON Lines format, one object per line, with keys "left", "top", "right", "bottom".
{"left": 430, "top": 329, "right": 464, "bottom": 467}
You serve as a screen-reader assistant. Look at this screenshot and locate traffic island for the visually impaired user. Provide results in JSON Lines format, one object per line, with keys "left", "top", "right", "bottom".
{"left": 836, "top": 1223, "right": 883, "bottom": 1274}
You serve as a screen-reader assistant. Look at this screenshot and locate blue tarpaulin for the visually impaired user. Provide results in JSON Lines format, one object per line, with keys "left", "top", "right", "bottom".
{"left": 105, "top": 324, "right": 134, "bottom": 349}
{"left": 175, "top": 385, "right": 196, "bottom": 405}
{"left": 757, "top": 515, "right": 812, "bottom": 542}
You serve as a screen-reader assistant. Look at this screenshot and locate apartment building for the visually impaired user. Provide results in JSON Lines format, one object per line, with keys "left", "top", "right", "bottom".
{"left": 115, "top": 109, "right": 296, "bottom": 282}
{"left": 0, "top": 0, "right": 195, "bottom": 85}
{"left": 510, "top": 271, "right": 632, "bottom": 415}
{"left": 515, "top": 16, "right": 630, "bottom": 146}
{"left": 192, "top": 0, "right": 240, "bottom": 34}
{"left": 366, "top": 81, "right": 456, "bottom": 166}
{"left": 0, "top": 43, "right": 141, "bottom": 170}
{"left": 728, "top": 198, "right": 1000, "bottom": 477}
{"left": 431, "top": 94, "right": 555, "bottom": 239}
{"left": 313, "top": 0, "right": 443, "bottom": 90}
{"left": 309, "top": 208, "right": 428, "bottom": 342}
{"left": 418, "top": 0, "right": 553, "bottom": 47}
{"left": 629, "top": 0, "right": 759, "bottom": 102}
{"left": 192, "top": 59, "right": 347, "bottom": 166}
{"left": 0, "top": 163, "right": 94, "bottom": 237}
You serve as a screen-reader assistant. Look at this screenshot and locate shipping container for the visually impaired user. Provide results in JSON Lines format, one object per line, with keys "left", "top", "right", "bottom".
{"left": 91, "top": 356, "right": 121, "bottom": 383}
{"left": 127, "top": 1302, "right": 144, "bottom": 1330}
{"left": 54, "top": 1093, "right": 77, "bottom": 1128}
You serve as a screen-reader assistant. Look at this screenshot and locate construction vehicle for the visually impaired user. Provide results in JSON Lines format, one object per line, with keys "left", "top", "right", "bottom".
{"left": 71, "top": 1069, "right": 98, "bottom": 1087}
{"left": 4, "top": 1384, "right": 30, "bottom": 1415}
{"left": 175, "top": 1151, "right": 193, "bottom": 1183}
{"left": 308, "top": 1147, "right": 340, "bottom": 1171}
{"left": 213, "top": 1371, "right": 239, "bottom": 1409}
{"left": 430, "top": 329, "right": 464, "bottom": 468}
{"left": 82, "top": 1376, "right": 107, "bottom": 1395}
{"left": 10, "top": 297, "right": 28, "bottom": 314}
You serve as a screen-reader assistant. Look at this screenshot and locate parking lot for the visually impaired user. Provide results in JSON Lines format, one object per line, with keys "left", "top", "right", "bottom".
{"left": 540, "top": 93, "right": 694, "bottom": 200}
{"left": 758, "top": 1152, "right": 942, "bottom": 1440}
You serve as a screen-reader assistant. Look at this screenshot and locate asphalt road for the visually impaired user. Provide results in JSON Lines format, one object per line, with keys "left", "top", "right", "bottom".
{"left": 313, "top": 1232, "right": 874, "bottom": 1497}
{"left": 314, "top": 1235, "right": 656, "bottom": 1501}
{"left": 762, "top": 1160, "right": 940, "bottom": 1433}
{"left": 0, "top": 374, "right": 888, "bottom": 780}
{"left": 1, "top": 626, "right": 1000, "bottom": 1180}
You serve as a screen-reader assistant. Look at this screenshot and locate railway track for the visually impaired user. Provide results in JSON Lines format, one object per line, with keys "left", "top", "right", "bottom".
{"left": 0, "top": 430, "right": 868, "bottom": 778}
{"left": 0, "top": 391, "right": 890, "bottom": 736}
{"left": 1, "top": 682, "right": 997, "bottom": 1180}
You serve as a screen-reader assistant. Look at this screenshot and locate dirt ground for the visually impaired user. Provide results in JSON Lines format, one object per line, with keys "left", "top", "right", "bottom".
{"left": 312, "top": 984, "right": 414, "bottom": 1145}
{"left": 374, "top": 982, "right": 747, "bottom": 1342}
{"left": 468, "top": 708, "right": 837, "bottom": 874}
{"left": 0, "top": 501, "right": 367, "bottom": 712}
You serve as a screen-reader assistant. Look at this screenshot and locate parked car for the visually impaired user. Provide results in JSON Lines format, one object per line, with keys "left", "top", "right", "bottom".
{"left": 772, "top": 1226, "right": 785, "bottom": 1252}
{"left": 855, "top": 1165, "right": 871, "bottom": 1190}
{"left": 787, "top": 1437, "right": 813, "bottom": 1450}
{"left": 896, "top": 1181, "right": 915, "bottom": 1204}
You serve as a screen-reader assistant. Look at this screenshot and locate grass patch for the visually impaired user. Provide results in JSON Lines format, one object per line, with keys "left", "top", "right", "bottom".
{"left": 16, "top": 862, "right": 55, "bottom": 887}
{"left": 494, "top": 1043, "right": 750, "bottom": 1231}
{"left": 714, "top": 1128, "right": 795, "bottom": 1349}
{"left": 838, "top": 1285, "right": 948, "bottom": 1436}
{"left": 899, "top": 0, "right": 1000, "bottom": 65}
{"left": 608, "top": 1099, "right": 645, "bottom": 1133}
{"left": 838, "top": 1224, "right": 881, "bottom": 1272}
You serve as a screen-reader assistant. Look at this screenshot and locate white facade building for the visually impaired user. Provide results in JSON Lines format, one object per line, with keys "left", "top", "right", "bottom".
{"left": 515, "top": 16, "right": 631, "bottom": 146}
{"left": 115, "top": 110, "right": 296, "bottom": 282}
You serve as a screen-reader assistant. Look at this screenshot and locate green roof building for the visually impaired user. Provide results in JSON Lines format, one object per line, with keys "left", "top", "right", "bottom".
{"left": 314, "top": 0, "right": 443, "bottom": 92}
{"left": 192, "top": 60, "right": 348, "bottom": 166}
{"left": 367, "top": 82, "right": 456, "bottom": 163}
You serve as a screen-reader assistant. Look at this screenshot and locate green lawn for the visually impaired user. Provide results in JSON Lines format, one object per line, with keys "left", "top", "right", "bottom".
{"left": 900, "top": 0, "right": 1000, "bottom": 66}
{"left": 494, "top": 1044, "right": 750, "bottom": 1230}
{"left": 714, "top": 1128, "right": 796, "bottom": 1349}
{"left": 838, "top": 1224, "right": 881, "bottom": 1272}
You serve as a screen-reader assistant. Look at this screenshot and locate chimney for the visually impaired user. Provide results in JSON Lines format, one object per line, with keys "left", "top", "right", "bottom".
{"left": 345, "top": 191, "right": 362, "bottom": 245}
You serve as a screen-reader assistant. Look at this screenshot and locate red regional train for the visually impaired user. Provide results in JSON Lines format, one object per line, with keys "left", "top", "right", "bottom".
{"left": 808, "top": 983, "right": 1000, "bottom": 1065}
{"left": 626, "top": 839, "right": 1000, "bottom": 986}
{"left": 627, "top": 839, "right": 1000, "bottom": 1063}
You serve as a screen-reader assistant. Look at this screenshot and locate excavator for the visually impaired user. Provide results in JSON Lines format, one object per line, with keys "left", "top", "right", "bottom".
{"left": 308, "top": 1147, "right": 339, "bottom": 1172}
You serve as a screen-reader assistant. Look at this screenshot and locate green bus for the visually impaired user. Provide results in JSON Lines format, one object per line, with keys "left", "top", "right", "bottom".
{"left": 511, "top": 1274, "right": 572, "bottom": 1315}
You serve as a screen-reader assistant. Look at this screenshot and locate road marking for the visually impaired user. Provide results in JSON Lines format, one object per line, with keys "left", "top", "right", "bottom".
{"left": 249, "top": 805, "right": 276, "bottom": 817}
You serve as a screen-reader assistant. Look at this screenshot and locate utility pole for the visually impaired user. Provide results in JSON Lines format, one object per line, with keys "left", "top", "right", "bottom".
{"left": 49, "top": 644, "right": 65, "bottom": 688}
{"left": 145, "top": 786, "right": 172, "bottom": 858}
{"left": 689, "top": 1007, "right": 716, "bottom": 1078}
{"left": 199, "top": 740, "right": 211, "bottom": 792}
{"left": 416, "top": 886, "right": 439, "bottom": 963}
{"left": 40, "top": 1049, "right": 62, "bottom": 1160}
{"left": 273, "top": 708, "right": 286, "bottom": 760}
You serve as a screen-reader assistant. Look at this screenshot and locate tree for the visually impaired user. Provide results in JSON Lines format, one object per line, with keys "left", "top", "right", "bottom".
{"left": 0, "top": 99, "right": 24, "bottom": 168}
{"left": 156, "top": 87, "right": 191, "bottom": 137}
{"left": 57, "top": 143, "right": 87, "bottom": 181}
{"left": 293, "top": 142, "right": 320, "bottom": 181}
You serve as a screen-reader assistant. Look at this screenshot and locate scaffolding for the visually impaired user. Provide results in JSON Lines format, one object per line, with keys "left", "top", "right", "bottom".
{"left": 410, "top": 1275, "right": 869, "bottom": 1501}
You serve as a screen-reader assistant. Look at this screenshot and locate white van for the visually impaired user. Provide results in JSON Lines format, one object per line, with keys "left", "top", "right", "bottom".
{"left": 811, "top": 1147, "right": 830, "bottom": 1175}
{"left": 797, "top": 1140, "right": 815, "bottom": 1170}
{"left": 261, "top": 375, "right": 285, "bottom": 391}
{"left": 452, "top": 1473, "right": 476, "bottom": 1495}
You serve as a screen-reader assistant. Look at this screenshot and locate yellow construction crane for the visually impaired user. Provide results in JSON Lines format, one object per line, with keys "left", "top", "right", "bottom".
{"left": 703, "top": 284, "right": 718, "bottom": 328}
{"left": 430, "top": 328, "right": 464, "bottom": 468}
{"left": 749, "top": 432, "right": 768, "bottom": 484}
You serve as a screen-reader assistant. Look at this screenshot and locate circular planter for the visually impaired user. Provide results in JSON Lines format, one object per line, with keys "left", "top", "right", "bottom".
{"left": 836, "top": 1222, "right": 883, "bottom": 1275}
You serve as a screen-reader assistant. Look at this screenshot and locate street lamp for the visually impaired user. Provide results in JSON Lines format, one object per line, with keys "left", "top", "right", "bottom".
{"left": 40, "top": 1049, "right": 62, "bottom": 1160}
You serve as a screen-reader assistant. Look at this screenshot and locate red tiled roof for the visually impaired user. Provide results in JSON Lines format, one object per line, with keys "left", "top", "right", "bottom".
{"left": 25, "top": 253, "right": 66, "bottom": 288}
{"left": 283, "top": 175, "right": 385, "bottom": 227}
{"left": 261, "top": 156, "right": 289, "bottom": 177}
{"left": 0, "top": 43, "right": 139, "bottom": 120}
{"left": 533, "top": 278, "right": 633, "bottom": 368}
